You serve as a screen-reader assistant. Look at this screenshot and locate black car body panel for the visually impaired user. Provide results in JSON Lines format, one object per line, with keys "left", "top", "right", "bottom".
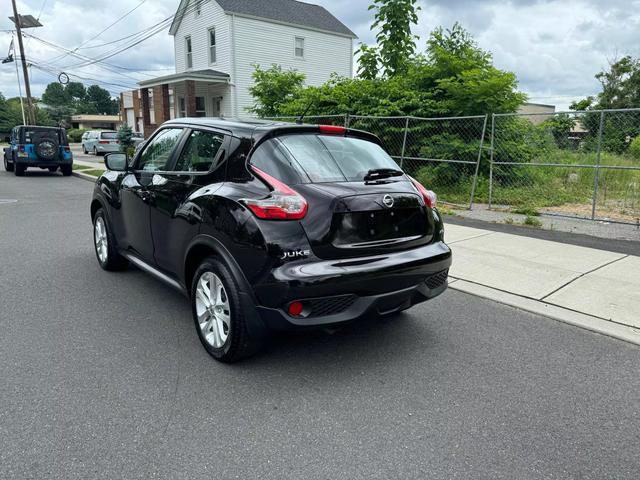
{"left": 91, "top": 118, "right": 452, "bottom": 330}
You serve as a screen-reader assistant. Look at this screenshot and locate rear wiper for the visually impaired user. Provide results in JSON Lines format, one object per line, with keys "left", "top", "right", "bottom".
{"left": 363, "top": 168, "right": 404, "bottom": 182}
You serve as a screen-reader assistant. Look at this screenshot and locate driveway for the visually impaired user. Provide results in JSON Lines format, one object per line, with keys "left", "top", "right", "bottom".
{"left": 0, "top": 171, "right": 639, "bottom": 479}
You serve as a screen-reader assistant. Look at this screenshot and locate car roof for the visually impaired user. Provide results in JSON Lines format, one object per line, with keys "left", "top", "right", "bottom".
{"left": 160, "top": 117, "right": 381, "bottom": 145}
{"left": 18, "top": 125, "right": 64, "bottom": 131}
{"left": 163, "top": 117, "right": 286, "bottom": 137}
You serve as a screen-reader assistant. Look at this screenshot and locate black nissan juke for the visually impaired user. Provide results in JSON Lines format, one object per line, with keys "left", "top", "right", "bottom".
{"left": 90, "top": 118, "right": 452, "bottom": 362}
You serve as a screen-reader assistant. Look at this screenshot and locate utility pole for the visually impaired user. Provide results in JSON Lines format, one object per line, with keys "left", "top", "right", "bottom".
{"left": 10, "top": 0, "right": 35, "bottom": 125}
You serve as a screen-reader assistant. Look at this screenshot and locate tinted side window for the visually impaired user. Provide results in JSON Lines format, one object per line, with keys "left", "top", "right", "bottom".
{"left": 137, "top": 128, "right": 183, "bottom": 172}
{"left": 249, "top": 138, "right": 306, "bottom": 185}
{"left": 173, "top": 130, "right": 224, "bottom": 173}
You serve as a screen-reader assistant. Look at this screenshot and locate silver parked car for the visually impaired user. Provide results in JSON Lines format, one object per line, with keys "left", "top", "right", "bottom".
{"left": 82, "top": 131, "right": 120, "bottom": 155}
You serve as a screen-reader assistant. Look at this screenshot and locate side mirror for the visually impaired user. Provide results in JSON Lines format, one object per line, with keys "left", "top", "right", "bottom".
{"left": 104, "top": 152, "right": 128, "bottom": 171}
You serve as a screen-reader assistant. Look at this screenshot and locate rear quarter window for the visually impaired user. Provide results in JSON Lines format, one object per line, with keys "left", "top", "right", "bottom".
{"left": 100, "top": 132, "right": 118, "bottom": 140}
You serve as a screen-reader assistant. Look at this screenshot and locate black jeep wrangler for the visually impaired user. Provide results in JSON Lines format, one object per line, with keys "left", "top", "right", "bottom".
{"left": 3, "top": 125, "right": 73, "bottom": 176}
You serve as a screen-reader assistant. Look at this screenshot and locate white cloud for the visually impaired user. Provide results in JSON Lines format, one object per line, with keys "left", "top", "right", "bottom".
{"left": 1, "top": 0, "right": 639, "bottom": 110}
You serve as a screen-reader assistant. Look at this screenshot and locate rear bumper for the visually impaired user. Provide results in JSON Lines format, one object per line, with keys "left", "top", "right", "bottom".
{"left": 253, "top": 241, "right": 452, "bottom": 329}
{"left": 257, "top": 272, "right": 449, "bottom": 330}
{"left": 96, "top": 144, "right": 120, "bottom": 153}
{"left": 15, "top": 155, "right": 72, "bottom": 166}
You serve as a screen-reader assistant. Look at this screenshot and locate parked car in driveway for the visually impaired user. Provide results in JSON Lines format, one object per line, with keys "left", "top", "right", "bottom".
{"left": 3, "top": 125, "right": 73, "bottom": 176}
{"left": 90, "top": 119, "right": 452, "bottom": 362}
{"left": 82, "top": 130, "right": 120, "bottom": 155}
{"left": 131, "top": 132, "right": 145, "bottom": 148}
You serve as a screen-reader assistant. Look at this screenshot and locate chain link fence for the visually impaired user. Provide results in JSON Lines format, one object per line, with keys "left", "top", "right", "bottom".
{"left": 264, "top": 109, "right": 640, "bottom": 223}
{"left": 490, "top": 109, "right": 640, "bottom": 224}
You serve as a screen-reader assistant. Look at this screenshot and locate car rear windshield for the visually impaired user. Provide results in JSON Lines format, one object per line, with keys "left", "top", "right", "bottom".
{"left": 100, "top": 132, "right": 118, "bottom": 139}
{"left": 250, "top": 134, "right": 400, "bottom": 184}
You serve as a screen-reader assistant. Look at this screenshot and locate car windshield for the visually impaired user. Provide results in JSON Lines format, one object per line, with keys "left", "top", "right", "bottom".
{"left": 250, "top": 134, "right": 400, "bottom": 184}
{"left": 100, "top": 132, "right": 118, "bottom": 139}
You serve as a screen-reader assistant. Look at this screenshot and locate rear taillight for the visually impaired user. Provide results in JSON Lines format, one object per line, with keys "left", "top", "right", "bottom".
{"left": 98, "top": 140, "right": 109, "bottom": 144}
{"left": 18, "top": 144, "right": 25, "bottom": 152}
{"left": 409, "top": 176, "right": 437, "bottom": 209}
{"left": 243, "top": 167, "right": 308, "bottom": 220}
{"left": 64, "top": 146, "right": 71, "bottom": 152}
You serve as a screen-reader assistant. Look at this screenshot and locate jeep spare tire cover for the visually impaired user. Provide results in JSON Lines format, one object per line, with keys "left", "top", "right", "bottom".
{"left": 30, "top": 129, "right": 60, "bottom": 160}
{"left": 37, "top": 139, "right": 58, "bottom": 160}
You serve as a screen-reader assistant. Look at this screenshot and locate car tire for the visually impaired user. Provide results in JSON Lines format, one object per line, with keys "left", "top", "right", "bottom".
{"left": 14, "top": 163, "right": 25, "bottom": 176}
{"left": 61, "top": 164, "right": 72, "bottom": 176}
{"left": 93, "top": 209, "right": 129, "bottom": 271}
{"left": 191, "top": 257, "right": 264, "bottom": 363}
{"left": 93, "top": 147, "right": 98, "bottom": 156}
{"left": 4, "top": 155, "right": 14, "bottom": 172}
{"left": 83, "top": 145, "right": 88, "bottom": 154}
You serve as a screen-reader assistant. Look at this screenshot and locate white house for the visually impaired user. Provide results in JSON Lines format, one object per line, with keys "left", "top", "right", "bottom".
{"left": 121, "top": 0, "right": 356, "bottom": 136}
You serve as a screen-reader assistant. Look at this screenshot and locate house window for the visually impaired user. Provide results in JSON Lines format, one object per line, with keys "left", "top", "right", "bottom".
{"left": 179, "top": 97, "right": 186, "bottom": 117}
{"left": 295, "top": 37, "right": 304, "bottom": 58}
{"left": 185, "top": 36, "right": 193, "bottom": 69}
{"left": 208, "top": 27, "right": 217, "bottom": 64}
{"left": 195, "top": 96, "right": 206, "bottom": 117}
{"left": 195, "top": 0, "right": 203, "bottom": 17}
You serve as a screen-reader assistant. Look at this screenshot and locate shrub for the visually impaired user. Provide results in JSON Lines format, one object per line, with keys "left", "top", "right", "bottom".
{"left": 66, "top": 128, "right": 87, "bottom": 143}
{"left": 523, "top": 215, "right": 542, "bottom": 228}
{"left": 630, "top": 136, "right": 640, "bottom": 160}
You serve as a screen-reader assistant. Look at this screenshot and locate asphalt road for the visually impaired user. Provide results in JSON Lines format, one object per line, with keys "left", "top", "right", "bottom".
{"left": 1, "top": 170, "right": 639, "bottom": 480}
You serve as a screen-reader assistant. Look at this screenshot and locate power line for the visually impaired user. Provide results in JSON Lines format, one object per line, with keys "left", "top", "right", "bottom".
{"left": 44, "top": 0, "right": 147, "bottom": 66}
{"left": 58, "top": 0, "right": 206, "bottom": 70}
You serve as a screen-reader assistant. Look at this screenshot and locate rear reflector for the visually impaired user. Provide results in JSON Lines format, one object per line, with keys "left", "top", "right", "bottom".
{"left": 288, "top": 301, "right": 304, "bottom": 317}
{"left": 319, "top": 125, "right": 346, "bottom": 135}
{"left": 409, "top": 176, "right": 437, "bottom": 209}
{"left": 243, "top": 166, "right": 308, "bottom": 220}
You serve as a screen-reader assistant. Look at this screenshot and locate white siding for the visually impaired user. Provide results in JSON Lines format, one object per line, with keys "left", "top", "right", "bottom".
{"left": 231, "top": 15, "right": 353, "bottom": 116}
{"left": 173, "top": 0, "right": 231, "bottom": 74}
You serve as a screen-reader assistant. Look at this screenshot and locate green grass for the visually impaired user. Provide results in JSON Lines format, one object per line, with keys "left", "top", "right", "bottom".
{"left": 512, "top": 206, "right": 540, "bottom": 216}
{"left": 80, "top": 169, "right": 105, "bottom": 177}
{"left": 414, "top": 147, "right": 640, "bottom": 219}
{"left": 73, "top": 163, "right": 91, "bottom": 171}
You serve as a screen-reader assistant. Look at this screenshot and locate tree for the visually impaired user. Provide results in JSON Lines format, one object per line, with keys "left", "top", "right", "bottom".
{"left": 117, "top": 123, "right": 135, "bottom": 155}
{"left": 42, "top": 82, "right": 69, "bottom": 107}
{"left": 0, "top": 93, "right": 53, "bottom": 129}
{"left": 65, "top": 82, "right": 86, "bottom": 101}
{"left": 247, "top": 65, "right": 305, "bottom": 117}
{"left": 369, "top": 0, "right": 420, "bottom": 76}
{"left": 86, "top": 85, "right": 118, "bottom": 114}
{"left": 356, "top": 43, "right": 380, "bottom": 80}
{"left": 250, "top": 24, "right": 525, "bottom": 119}
{"left": 572, "top": 56, "right": 640, "bottom": 110}
{"left": 540, "top": 113, "right": 576, "bottom": 149}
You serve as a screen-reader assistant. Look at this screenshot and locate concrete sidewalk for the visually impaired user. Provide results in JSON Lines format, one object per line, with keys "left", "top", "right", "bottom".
{"left": 446, "top": 224, "right": 640, "bottom": 345}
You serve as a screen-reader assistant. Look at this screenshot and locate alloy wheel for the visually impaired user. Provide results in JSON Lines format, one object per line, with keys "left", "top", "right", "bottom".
{"left": 94, "top": 217, "right": 108, "bottom": 264}
{"left": 195, "top": 272, "right": 231, "bottom": 348}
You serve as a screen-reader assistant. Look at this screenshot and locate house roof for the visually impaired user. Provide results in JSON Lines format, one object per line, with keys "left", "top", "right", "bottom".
{"left": 137, "top": 69, "right": 230, "bottom": 88}
{"left": 169, "top": 0, "right": 357, "bottom": 38}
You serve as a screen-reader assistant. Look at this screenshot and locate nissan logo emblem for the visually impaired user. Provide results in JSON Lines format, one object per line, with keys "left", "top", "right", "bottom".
{"left": 382, "top": 194, "right": 394, "bottom": 208}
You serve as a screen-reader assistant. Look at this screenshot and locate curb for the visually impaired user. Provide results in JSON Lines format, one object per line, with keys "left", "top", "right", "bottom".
{"left": 450, "top": 279, "right": 640, "bottom": 347}
{"left": 72, "top": 171, "right": 99, "bottom": 182}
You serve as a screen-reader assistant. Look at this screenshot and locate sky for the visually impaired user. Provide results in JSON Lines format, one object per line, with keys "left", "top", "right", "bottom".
{"left": 1, "top": 0, "right": 639, "bottom": 110}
